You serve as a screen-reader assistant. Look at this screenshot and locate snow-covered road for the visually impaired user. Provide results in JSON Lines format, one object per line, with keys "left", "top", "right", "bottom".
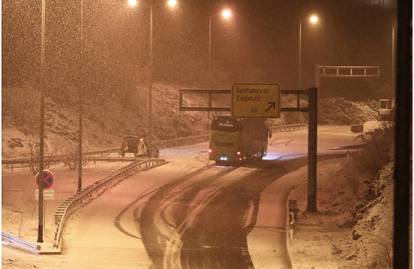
{"left": 3, "top": 125, "right": 361, "bottom": 269}
{"left": 161, "top": 125, "right": 358, "bottom": 160}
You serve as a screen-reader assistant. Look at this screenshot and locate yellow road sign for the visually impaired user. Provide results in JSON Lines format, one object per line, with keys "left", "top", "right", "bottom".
{"left": 232, "top": 83, "right": 281, "bottom": 118}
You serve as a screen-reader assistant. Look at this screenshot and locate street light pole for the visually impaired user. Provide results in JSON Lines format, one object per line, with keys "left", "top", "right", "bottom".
{"left": 37, "top": 0, "right": 46, "bottom": 244}
{"left": 77, "top": 0, "right": 84, "bottom": 192}
{"left": 148, "top": 3, "right": 153, "bottom": 147}
{"left": 208, "top": 15, "right": 212, "bottom": 117}
{"left": 208, "top": 15, "right": 212, "bottom": 87}
{"left": 127, "top": 0, "right": 176, "bottom": 148}
{"left": 298, "top": 20, "right": 302, "bottom": 91}
{"left": 207, "top": 7, "right": 232, "bottom": 91}
{"left": 391, "top": 24, "right": 395, "bottom": 95}
{"left": 299, "top": 14, "right": 319, "bottom": 92}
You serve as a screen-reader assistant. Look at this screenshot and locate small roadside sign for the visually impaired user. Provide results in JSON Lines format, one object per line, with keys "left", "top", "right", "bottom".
{"left": 232, "top": 83, "right": 281, "bottom": 118}
{"left": 35, "top": 189, "right": 55, "bottom": 200}
{"left": 35, "top": 170, "right": 54, "bottom": 189}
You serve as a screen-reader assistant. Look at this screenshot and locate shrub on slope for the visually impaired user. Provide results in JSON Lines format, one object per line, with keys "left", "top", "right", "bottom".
{"left": 319, "top": 97, "right": 378, "bottom": 125}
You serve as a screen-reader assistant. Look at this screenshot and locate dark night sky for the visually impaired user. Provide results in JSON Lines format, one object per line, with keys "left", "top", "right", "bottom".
{"left": 2, "top": 0, "right": 396, "bottom": 101}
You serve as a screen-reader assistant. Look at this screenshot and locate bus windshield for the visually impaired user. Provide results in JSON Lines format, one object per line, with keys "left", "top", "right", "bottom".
{"left": 211, "top": 117, "right": 242, "bottom": 132}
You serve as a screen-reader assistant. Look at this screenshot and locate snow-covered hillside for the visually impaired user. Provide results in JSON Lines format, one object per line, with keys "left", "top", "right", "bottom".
{"left": 3, "top": 85, "right": 379, "bottom": 159}
{"left": 2, "top": 84, "right": 210, "bottom": 158}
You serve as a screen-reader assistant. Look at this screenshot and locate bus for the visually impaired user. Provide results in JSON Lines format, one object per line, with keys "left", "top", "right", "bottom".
{"left": 208, "top": 116, "right": 271, "bottom": 164}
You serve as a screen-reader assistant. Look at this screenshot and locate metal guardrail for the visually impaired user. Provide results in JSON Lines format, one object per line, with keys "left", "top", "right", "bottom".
{"left": 2, "top": 148, "right": 120, "bottom": 166}
{"left": 271, "top": 123, "right": 306, "bottom": 132}
{"left": 153, "top": 134, "right": 209, "bottom": 147}
{"left": 2, "top": 232, "right": 39, "bottom": 254}
{"left": 151, "top": 124, "right": 306, "bottom": 147}
{"left": 52, "top": 158, "right": 167, "bottom": 251}
{"left": 2, "top": 135, "right": 208, "bottom": 167}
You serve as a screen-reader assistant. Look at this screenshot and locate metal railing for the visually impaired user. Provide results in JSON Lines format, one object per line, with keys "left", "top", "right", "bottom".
{"left": 271, "top": 123, "right": 306, "bottom": 132}
{"left": 153, "top": 134, "right": 209, "bottom": 147}
{"left": 52, "top": 158, "right": 167, "bottom": 251}
{"left": 2, "top": 148, "right": 120, "bottom": 167}
{"left": 316, "top": 65, "right": 381, "bottom": 77}
{"left": 2, "top": 135, "right": 208, "bottom": 167}
{"left": 2, "top": 232, "right": 39, "bottom": 254}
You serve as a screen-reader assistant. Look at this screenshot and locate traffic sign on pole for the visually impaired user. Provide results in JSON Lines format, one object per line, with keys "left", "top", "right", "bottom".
{"left": 35, "top": 189, "right": 55, "bottom": 200}
{"left": 35, "top": 170, "right": 55, "bottom": 189}
{"left": 232, "top": 83, "right": 281, "bottom": 118}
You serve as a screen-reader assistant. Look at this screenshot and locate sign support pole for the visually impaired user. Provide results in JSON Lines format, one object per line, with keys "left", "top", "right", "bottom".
{"left": 306, "top": 87, "right": 318, "bottom": 212}
{"left": 37, "top": 0, "right": 46, "bottom": 244}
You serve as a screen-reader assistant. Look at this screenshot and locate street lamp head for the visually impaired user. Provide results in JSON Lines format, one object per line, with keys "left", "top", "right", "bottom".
{"left": 167, "top": 0, "right": 177, "bottom": 9}
{"left": 128, "top": 0, "right": 137, "bottom": 7}
{"left": 309, "top": 14, "right": 319, "bottom": 25}
{"left": 221, "top": 8, "right": 232, "bottom": 20}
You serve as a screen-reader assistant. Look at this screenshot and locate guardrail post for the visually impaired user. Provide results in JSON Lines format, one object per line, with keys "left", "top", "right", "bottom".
{"left": 306, "top": 87, "right": 318, "bottom": 212}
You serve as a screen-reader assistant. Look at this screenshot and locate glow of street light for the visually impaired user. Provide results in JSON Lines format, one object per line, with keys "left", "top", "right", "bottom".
{"left": 221, "top": 8, "right": 232, "bottom": 20}
{"left": 167, "top": 0, "right": 177, "bottom": 8}
{"left": 309, "top": 14, "right": 319, "bottom": 25}
{"left": 128, "top": 0, "right": 137, "bottom": 7}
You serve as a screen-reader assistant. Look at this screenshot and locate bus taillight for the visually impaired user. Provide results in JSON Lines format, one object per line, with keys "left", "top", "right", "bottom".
{"left": 237, "top": 151, "right": 241, "bottom": 155}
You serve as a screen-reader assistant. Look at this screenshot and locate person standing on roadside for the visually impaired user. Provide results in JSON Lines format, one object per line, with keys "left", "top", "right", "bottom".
{"left": 137, "top": 137, "right": 147, "bottom": 157}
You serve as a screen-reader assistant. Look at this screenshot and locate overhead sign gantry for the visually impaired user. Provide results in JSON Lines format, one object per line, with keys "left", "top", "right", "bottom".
{"left": 315, "top": 65, "right": 381, "bottom": 88}
{"left": 179, "top": 66, "right": 381, "bottom": 212}
{"left": 179, "top": 85, "right": 319, "bottom": 212}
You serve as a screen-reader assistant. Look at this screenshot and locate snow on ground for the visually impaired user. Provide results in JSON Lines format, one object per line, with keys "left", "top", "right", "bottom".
{"left": 319, "top": 98, "right": 378, "bottom": 125}
{"left": 2, "top": 124, "right": 388, "bottom": 268}
{"left": 2, "top": 84, "right": 210, "bottom": 158}
{"left": 363, "top": 120, "right": 384, "bottom": 133}
{"left": 159, "top": 125, "right": 361, "bottom": 162}
{"left": 3, "top": 86, "right": 377, "bottom": 160}
{"left": 288, "top": 158, "right": 393, "bottom": 269}
{"left": 1, "top": 155, "right": 229, "bottom": 269}
{"left": 248, "top": 164, "right": 309, "bottom": 269}
{"left": 2, "top": 162, "right": 133, "bottom": 244}
{"left": 288, "top": 158, "right": 359, "bottom": 268}
{"left": 339, "top": 163, "right": 394, "bottom": 268}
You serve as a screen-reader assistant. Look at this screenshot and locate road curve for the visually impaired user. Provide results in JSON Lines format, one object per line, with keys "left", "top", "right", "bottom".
{"left": 55, "top": 126, "right": 357, "bottom": 269}
{"left": 136, "top": 156, "right": 317, "bottom": 269}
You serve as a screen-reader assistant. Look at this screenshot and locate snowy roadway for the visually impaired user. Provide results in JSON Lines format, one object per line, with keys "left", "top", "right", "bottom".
{"left": 3, "top": 125, "right": 362, "bottom": 269}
